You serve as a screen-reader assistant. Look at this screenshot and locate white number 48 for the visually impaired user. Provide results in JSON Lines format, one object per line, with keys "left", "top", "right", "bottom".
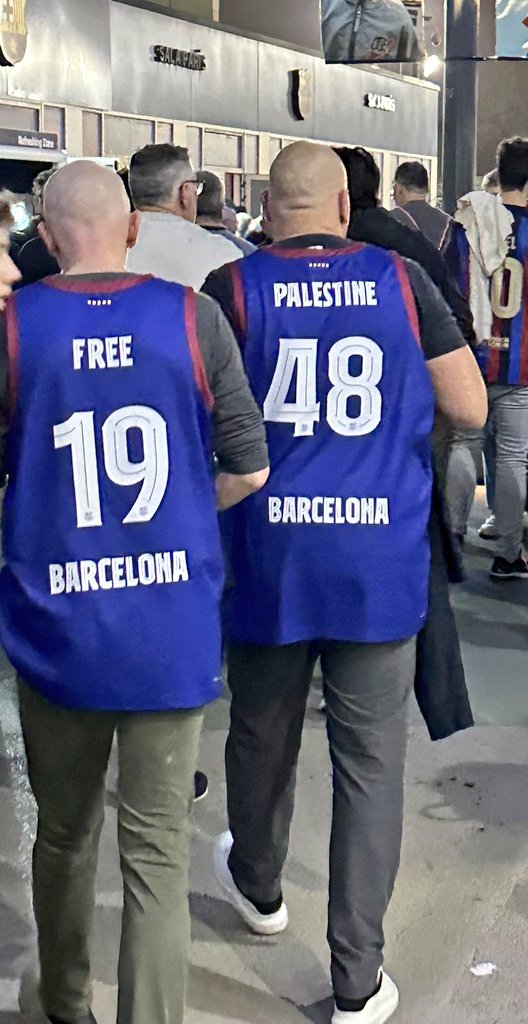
{"left": 263, "top": 335, "right": 384, "bottom": 437}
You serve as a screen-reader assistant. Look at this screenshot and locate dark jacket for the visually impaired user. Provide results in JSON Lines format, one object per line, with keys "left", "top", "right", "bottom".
{"left": 417, "top": 481, "right": 473, "bottom": 740}
{"left": 13, "top": 236, "right": 59, "bottom": 289}
{"left": 347, "top": 207, "right": 473, "bottom": 739}
{"left": 350, "top": 206, "right": 475, "bottom": 347}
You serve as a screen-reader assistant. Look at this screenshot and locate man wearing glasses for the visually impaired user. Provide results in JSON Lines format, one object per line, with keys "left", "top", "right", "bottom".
{"left": 128, "top": 144, "right": 242, "bottom": 290}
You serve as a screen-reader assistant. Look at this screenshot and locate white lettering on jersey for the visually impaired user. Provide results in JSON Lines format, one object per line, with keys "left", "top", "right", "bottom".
{"left": 48, "top": 550, "right": 189, "bottom": 596}
{"left": 273, "top": 281, "right": 378, "bottom": 309}
{"left": 72, "top": 335, "right": 134, "bottom": 370}
{"left": 267, "top": 496, "right": 390, "bottom": 525}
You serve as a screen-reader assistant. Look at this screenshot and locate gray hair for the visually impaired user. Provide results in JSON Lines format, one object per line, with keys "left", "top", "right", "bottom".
{"left": 129, "top": 144, "right": 192, "bottom": 209}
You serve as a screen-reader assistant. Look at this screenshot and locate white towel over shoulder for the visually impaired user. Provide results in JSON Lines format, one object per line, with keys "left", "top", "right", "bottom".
{"left": 455, "top": 192, "right": 513, "bottom": 344}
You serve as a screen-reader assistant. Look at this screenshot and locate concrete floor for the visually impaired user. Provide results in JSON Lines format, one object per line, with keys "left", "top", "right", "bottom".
{"left": 0, "top": 491, "right": 527, "bottom": 1024}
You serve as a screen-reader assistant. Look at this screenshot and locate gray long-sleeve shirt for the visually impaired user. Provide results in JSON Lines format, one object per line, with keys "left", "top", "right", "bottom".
{"left": 321, "top": 0, "right": 424, "bottom": 63}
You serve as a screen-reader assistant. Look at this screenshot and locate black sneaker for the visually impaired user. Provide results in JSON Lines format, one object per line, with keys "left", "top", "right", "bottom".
{"left": 194, "top": 770, "right": 209, "bottom": 802}
{"left": 48, "top": 1013, "right": 97, "bottom": 1024}
{"left": 490, "top": 554, "right": 528, "bottom": 580}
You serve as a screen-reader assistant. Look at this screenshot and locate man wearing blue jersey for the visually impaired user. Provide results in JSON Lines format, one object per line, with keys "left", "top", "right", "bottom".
{"left": 444, "top": 137, "right": 528, "bottom": 578}
{"left": 0, "top": 161, "right": 269, "bottom": 1024}
{"left": 204, "top": 142, "right": 487, "bottom": 1024}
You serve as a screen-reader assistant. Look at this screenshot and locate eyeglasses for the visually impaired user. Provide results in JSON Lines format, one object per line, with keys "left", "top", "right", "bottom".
{"left": 181, "top": 179, "right": 204, "bottom": 196}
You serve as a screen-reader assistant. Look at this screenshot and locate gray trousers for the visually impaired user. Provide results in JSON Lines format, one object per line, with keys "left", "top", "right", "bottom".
{"left": 445, "top": 385, "right": 528, "bottom": 559}
{"left": 225, "top": 638, "right": 415, "bottom": 1002}
{"left": 18, "top": 680, "right": 203, "bottom": 1024}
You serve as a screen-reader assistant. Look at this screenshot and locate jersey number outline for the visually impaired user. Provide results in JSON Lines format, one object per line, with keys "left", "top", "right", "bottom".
{"left": 263, "top": 335, "right": 384, "bottom": 437}
{"left": 491, "top": 257, "right": 524, "bottom": 320}
{"left": 53, "top": 405, "right": 169, "bottom": 529}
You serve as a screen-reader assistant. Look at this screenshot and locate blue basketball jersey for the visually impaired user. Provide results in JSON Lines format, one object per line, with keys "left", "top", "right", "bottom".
{"left": 480, "top": 207, "right": 528, "bottom": 385}
{"left": 225, "top": 244, "right": 435, "bottom": 645}
{"left": 0, "top": 275, "right": 224, "bottom": 711}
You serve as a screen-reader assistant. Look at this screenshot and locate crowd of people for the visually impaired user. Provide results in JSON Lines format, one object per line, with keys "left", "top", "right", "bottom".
{"left": 0, "top": 132, "right": 524, "bottom": 1024}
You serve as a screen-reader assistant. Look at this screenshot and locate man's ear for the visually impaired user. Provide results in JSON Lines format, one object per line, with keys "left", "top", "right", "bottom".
{"left": 127, "top": 210, "right": 141, "bottom": 250}
{"left": 38, "top": 220, "right": 59, "bottom": 258}
{"left": 339, "top": 189, "right": 351, "bottom": 234}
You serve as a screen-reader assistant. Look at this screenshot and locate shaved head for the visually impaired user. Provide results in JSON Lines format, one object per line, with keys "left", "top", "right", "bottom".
{"left": 267, "top": 142, "right": 350, "bottom": 241}
{"left": 40, "top": 161, "right": 139, "bottom": 274}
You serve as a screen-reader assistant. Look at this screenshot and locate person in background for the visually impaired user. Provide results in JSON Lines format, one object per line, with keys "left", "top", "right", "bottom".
{"left": 127, "top": 144, "right": 241, "bottom": 289}
{"left": 222, "top": 204, "right": 239, "bottom": 235}
{"left": 2, "top": 161, "right": 269, "bottom": 1024}
{"left": 444, "top": 173, "right": 513, "bottom": 546}
{"left": 482, "top": 168, "right": 500, "bottom": 195}
{"left": 196, "top": 171, "right": 256, "bottom": 256}
{"left": 391, "top": 160, "right": 455, "bottom": 257}
{"left": 0, "top": 197, "right": 20, "bottom": 309}
{"left": 12, "top": 168, "right": 59, "bottom": 286}
{"left": 204, "top": 141, "right": 486, "bottom": 1024}
{"left": 335, "top": 146, "right": 475, "bottom": 345}
{"left": 452, "top": 137, "right": 528, "bottom": 578}
{"left": 10, "top": 168, "right": 56, "bottom": 258}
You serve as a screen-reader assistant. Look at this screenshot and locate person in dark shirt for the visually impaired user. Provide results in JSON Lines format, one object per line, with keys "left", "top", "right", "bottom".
{"left": 390, "top": 160, "right": 455, "bottom": 255}
{"left": 196, "top": 171, "right": 256, "bottom": 256}
{"left": 333, "top": 146, "right": 475, "bottom": 345}
{"left": 12, "top": 167, "right": 60, "bottom": 286}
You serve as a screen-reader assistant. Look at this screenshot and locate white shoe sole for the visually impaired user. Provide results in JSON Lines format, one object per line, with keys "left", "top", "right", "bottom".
{"left": 213, "top": 831, "right": 288, "bottom": 936}
{"left": 490, "top": 571, "right": 528, "bottom": 580}
{"left": 331, "top": 972, "right": 399, "bottom": 1024}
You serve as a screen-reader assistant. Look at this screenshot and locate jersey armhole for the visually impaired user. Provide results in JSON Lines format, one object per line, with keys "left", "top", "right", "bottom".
{"left": 229, "top": 261, "right": 247, "bottom": 346}
{"left": 391, "top": 254, "right": 421, "bottom": 348}
{"left": 184, "top": 289, "right": 214, "bottom": 411}
{"left": 5, "top": 295, "right": 19, "bottom": 415}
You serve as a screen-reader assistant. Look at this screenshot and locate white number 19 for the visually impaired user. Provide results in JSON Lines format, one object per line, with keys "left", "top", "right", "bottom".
{"left": 53, "top": 405, "right": 169, "bottom": 529}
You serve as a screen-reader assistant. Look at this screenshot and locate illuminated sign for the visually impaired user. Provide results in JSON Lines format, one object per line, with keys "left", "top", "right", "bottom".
{"left": 364, "top": 92, "right": 396, "bottom": 112}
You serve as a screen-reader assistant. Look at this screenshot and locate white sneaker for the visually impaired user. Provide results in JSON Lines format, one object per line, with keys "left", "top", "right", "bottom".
{"left": 213, "top": 830, "right": 288, "bottom": 935}
{"left": 331, "top": 972, "right": 399, "bottom": 1024}
{"left": 478, "top": 514, "right": 498, "bottom": 540}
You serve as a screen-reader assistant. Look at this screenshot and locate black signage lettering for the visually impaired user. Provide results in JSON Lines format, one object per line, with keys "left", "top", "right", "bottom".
{"left": 152, "top": 45, "right": 206, "bottom": 72}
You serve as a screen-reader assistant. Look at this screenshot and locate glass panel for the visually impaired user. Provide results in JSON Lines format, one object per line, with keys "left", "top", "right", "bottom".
{"left": 187, "top": 126, "right": 201, "bottom": 169}
{"left": 203, "top": 130, "right": 241, "bottom": 169}
{"left": 244, "top": 134, "right": 259, "bottom": 175}
{"left": 156, "top": 122, "right": 173, "bottom": 145}
{"left": 104, "top": 115, "right": 154, "bottom": 159}
{"left": 0, "top": 103, "right": 38, "bottom": 131}
{"left": 42, "top": 106, "right": 65, "bottom": 148}
{"left": 82, "top": 111, "right": 102, "bottom": 157}
{"left": 269, "top": 137, "right": 281, "bottom": 164}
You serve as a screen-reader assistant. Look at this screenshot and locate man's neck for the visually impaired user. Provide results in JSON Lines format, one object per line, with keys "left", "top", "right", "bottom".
{"left": 63, "top": 259, "right": 127, "bottom": 275}
{"left": 197, "top": 217, "right": 224, "bottom": 230}
{"left": 271, "top": 222, "right": 345, "bottom": 242}
{"left": 140, "top": 204, "right": 188, "bottom": 220}
{"left": 401, "top": 194, "right": 428, "bottom": 205}
{"left": 501, "top": 189, "right": 527, "bottom": 209}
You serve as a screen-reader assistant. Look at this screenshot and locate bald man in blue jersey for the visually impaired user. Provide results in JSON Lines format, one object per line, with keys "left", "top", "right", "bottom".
{"left": 205, "top": 142, "right": 487, "bottom": 1024}
{"left": 0, "top": 162, "right": 269, "bottom": 1024}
